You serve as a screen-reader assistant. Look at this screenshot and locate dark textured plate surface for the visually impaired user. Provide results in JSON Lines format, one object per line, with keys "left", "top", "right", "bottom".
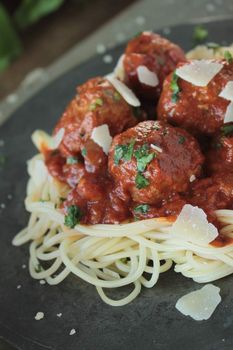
{"left": 1, "top": 19, "right": 233, "bottom": 350}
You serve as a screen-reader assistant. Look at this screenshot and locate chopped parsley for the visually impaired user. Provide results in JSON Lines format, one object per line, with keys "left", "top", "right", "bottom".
{"left": 170, "top": 72, "right": 180, "bottom": 103}
{"left": 221, "top": 124, "right": 233, "bottom": 136}
{"left": 113, "top": 91, "right": 121, "bottom": 101}
{"left": 81, "top": 148, "right": 87, "bottom": 157}
{"left": 224, "top": 50, "right": 233, "bottom": 64}
{"left": 64, "top": 205, "right": 82, "bottom": 228}
{"left": 193, "top": 25, "right": 208, "bottom": 43}
{"left": 114, "top": 139, "right": 135, "bottom": 165}
{"left": 134, "top": 204, "right": 150, "bottom": 214}
{"left": 178, "top": 136, "right": 186, "bottom": 144}
{"left": 135, "top": 173, "right": 149, "bottom": 189}
{"left": 214, "top": 142, "right": 222, "bottom": 150}
{"left": 35, "top": 264, "right": 43, "bottom": 273}
{"left": 66, "top": 156, "right": 78, "bottom": 165}
{"left": 89, "top": 98, "right": 104, "bottom": 111}
{"left": 132, "top": 107, "right": 143, "bottom": 120}
{"left": 0, "top": 155, "right": 5, "bottom": 167}
{"left": 134, "top": 144, "right": 155, "bottom": 172}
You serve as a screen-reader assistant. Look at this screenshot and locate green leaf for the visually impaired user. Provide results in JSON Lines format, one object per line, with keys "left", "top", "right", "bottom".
{"left": 221, "top": 124, "right": 233, "bottom": 136}
{"left": 89, "top": 98, "right": 104, "bottom": 111}
{"left": 66, "top": 156, "right": 78, "bottom": 165}
{"left": 134, "top": 143, "right": 155, "bottom": 172}
{"left": 135, "top": 173, "right": 149, "bottom": 189}
{"left": 114, "top": 139, "right": 135, "bottom": 165}
{"left": 64, "top": 205, "right": 82, "bottom": 229}
{"left": 14, "top": 0, "right": 65, "bottom": 29}
{"left": 193, "top": 25, "right": 208, "bottom": 43}
{"left": 81, "top": 148, "right": 87, "bottom": 157}
{"left": 224, "top": 51, "right": 233, "bottom": 64}
{"left": 134, "top": 204, "right": 150, "bottom": 214}
{"left": 0, "top": 4, "right": 22, "bottom": 72}
{"left": 170, "top": 71, "right": 181, "bottom": 103}
{"left": 178, "top": 136, "right": 186, "bottom": 144}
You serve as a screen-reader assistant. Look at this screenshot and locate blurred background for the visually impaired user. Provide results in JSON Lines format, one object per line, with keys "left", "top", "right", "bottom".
{"left": 0, "top": 0, "right": 135, "bottom": 100}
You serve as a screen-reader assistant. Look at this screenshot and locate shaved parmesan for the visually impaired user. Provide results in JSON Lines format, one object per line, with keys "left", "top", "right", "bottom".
{"left": 175, "top": 284, "right": 221, "bottom": 321}
{"left": 176, "top": 60, "right": 223, "bottom": 87}
{"left": 52, "top": 128, "right": 65, "bottom": 149}
{"left": 170, "top": 204, "right": 218, "bottom": 244}
{"left": 137, "top": 66, "right": 159, "bottom": 87}
{"left": 33, "top": 160, "right": 48, "bottom": 186}
{"left": 219, "top": 81, "right": 233, "bottom": 101}
{"left": 91, "top": 124, "right": 112, "bottom": 154}
{"left": 224, "top": 102, "right": 233, "bottom": 123}
{"left": 150, "top": 144, "right": 162, "bottom": 153}
{"left": 189, "top": 174, "right": 196, "bottom": 182}
{"left": 107, "top": 75, "right": 141, "bottom": 107}
{"left": 114, "top": 54, "right": 125, "bottom": 81}
{"left": 35, "top": 312, "right": 44, "bottom": 321}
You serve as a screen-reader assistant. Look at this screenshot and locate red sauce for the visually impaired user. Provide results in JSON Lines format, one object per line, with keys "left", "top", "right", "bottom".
{"left": 43, "top": 34, "right": 233, "bottom": 247}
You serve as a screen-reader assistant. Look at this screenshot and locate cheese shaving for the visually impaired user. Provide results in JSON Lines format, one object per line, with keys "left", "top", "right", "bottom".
{"left": 91, "top": 124, "right": 112, "bottom": 154}
{"left": 52, "top": 128, "right": 65, "bottom": 149}
{"left": 114, "top": 54, "right": 125, "bottom": 81}
{"left": 107, "top": 74, "right": 141, "bottom": 107}
{"left": 35, "top": 312, "right": 44, "bottom": 321}
{"left": 170, "top": 204, "right": 218, "bottom": 244}
{"left": 176, "top": 60, "right": 223, "bottom": 87}
{"left": 175, "top": 284, "right": 221, "bottom": 321}
{"left": 219, "top": 81, "right": 233, "bottom": 101}
{"left": 136, "top": 65, "right": 159, "bottom": 87}
{"left": 224, "top": 102, "right": 233, "bottom": 123}
{"left": 150, "top": 144, "right": 162, "bottom": 153}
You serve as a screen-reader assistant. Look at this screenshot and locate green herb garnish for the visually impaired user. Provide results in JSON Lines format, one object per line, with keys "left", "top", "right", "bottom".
{"left": 178, "top": 136, "right": 186, "bottom": 144}
{"left": 66, "top": 156, "right": 78, "bottom": 165}
{"left": 135, "top": 173, "right": 149, "bottom": 189}
{"left": 114, "top": 139, "right": 135, "bottom": 165}
{"left": 35, "top": 264, "right": 43, "bottom": 273}
{"left": 214, "top": 142, "right": 222, "bottom": 150}
{"left": 193, "top": 25, "right": 208, "bottom": 43}
{"left": 113, "top": 91, "right": 121, "bottom": 101}
{"left": 64, "top": 205, "right": 82, "bottom": 228}
{"left": 89, "top": 98, "right": 104, "bottom": 111}
{"left": 134, "top": 144, "right": 155, "bottom": 172}
{"left": 81, "top": 148, "right": 87, "bottom": 157}
{"left": 132, "top": 107, "right": 143, "bottom": 120}
{"left": 0, "top": 155, "right": 5, "bottom": 167}
{"left": 224, "top": 50, "right": 233, "bottom": 64}
{"left": 170, "top": 72, "right": 180, "bottom": 103}
{"left": 221, "top": 124, "right": 233, "bottom": 136}
{"left": 134, "top": 204, "right": 150, "bottom": 214}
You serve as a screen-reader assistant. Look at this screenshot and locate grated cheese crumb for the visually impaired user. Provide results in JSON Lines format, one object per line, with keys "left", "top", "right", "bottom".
{"left": 35, "top": 312, "right": 44, "bottom": 321}
{"left": 39, "top": 279, "right": 46, "bottom": 285}
{"left": 0, "top": 140, "right": 4, "bottom": 147}
{"left": 22, "top": 264, "right": 26, "bottom": 269}
{"left": 0, "top": 203, "right": 6, "bottom": 209}
{"left": 7, "top": 194, "right": 13, "bottom": 200}
{"left": 17, "top": 285, "right": 21, "bottom": 289}
{"left": 69, "top": 328, "right": 76, "bottom": 336}
{"left": 189, "top": 174, "right": 196, "bottom": 182}
{"left": 57, "top": 313, "right": 62, "bottom": 317}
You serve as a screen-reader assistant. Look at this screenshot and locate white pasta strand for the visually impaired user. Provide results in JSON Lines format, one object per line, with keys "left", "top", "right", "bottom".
{"left": 12, "top": 154, "right": 233, "bottom": 306}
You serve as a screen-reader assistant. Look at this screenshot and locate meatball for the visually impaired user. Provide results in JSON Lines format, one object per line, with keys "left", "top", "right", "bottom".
{"left": 190, "top": 173, "right": 233, "bottom": 227}
{"left": 54, "top": 77, "right": 138, "bottom": 157}
{"left": 206, "top": 123, "right": 233, "bottom": 175}
{"left": 157, "top": 59, "right": 233, "bottom": 136}
{"left": 108, "top": 121, "right": 204, "bottom": 204}
{"left": 123, "top": 32, "right": 186, "bottom": 100}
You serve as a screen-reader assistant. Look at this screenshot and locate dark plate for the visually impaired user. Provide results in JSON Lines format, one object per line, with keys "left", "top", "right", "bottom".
{"left": 1, "top": 19, "right": 233, "bottom": 350}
